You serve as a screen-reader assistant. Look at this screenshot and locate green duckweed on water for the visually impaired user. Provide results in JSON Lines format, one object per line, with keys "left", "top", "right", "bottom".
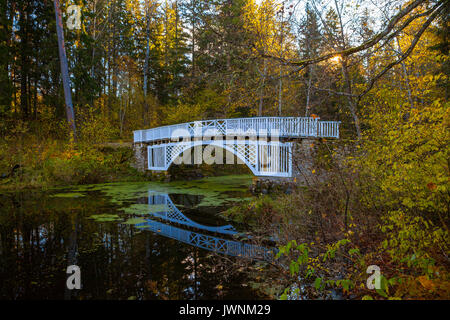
{"left": 88, "top": 214, "right": 122, "bottom": 222}
{"left": 54, "top": 174, "right": 254, "bottom": 209}
{"left": 123, "top": 204, "right": 168, "bottom": 215}
{"left": 48, "top": 175, "right": 255, "bottom": 225}
{"left": 50, "top": 192, "right": 85, "bottom": 198}
{"left": 122, "top": 217, "right": 148, "bottom": 225}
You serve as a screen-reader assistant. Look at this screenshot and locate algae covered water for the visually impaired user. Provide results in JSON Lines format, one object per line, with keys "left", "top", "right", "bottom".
{"left": 0, "top": 175, "right": 269, "bottom": 300}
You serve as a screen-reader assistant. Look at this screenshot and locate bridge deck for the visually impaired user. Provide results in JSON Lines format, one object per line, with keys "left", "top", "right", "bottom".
{"left": 134, "top": 117, "right": 340, "bottom": 143}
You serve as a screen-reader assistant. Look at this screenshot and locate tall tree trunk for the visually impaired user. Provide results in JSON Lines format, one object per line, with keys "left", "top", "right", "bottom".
{"left": 19, "top": 2, "right": 29, "bottom": 119}
{"left": 278, "top": 67, "right": 282, "bottom": 116}
{"left": 190, "top": 0, "right": 196, "bottom": 78}
{"left": 278, "top": 15, "right": 284, "bottom": 116}
{"left": 335, "top": 0, "right": 361, "bottom": 139}
{"left": 143, "top": 0, "right": 151, "bottom": 126}
{"left": 90, "top": 0, "right": 97, "bottom": 81}
{"left": 107, "top": 0, "right": 112, "bottom": 110}
{"left": 305, "top": 65, "right": 313, "bottom": 117}
{"left": 258, "top": 58, "right": 267, "bottom": 116}
{"left": 53, "top": 0, "right": 77, "bottom": 138}
{"left": 396, "top": 37, "right": 414, "bottom": 109}
{"left": 111, "top": 0, "right": 117, "bottom": 100}
{"left": 33, "top": 78, "right": 37, "bottom": 120}
{"left": 341, "top": 60, "right": 361, "bottom": 139}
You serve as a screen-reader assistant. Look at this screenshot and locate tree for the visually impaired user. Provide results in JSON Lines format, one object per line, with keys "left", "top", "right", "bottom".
{"left": 299, "top": 2, "right": 322, "bottom": 116}
{"left": 53, "top": 0, "right": 76, "bottom": 137}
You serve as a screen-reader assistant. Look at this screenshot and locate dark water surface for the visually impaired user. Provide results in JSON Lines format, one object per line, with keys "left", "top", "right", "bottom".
{"left": 0, "top": 175, "right": 270, "bottom": 300}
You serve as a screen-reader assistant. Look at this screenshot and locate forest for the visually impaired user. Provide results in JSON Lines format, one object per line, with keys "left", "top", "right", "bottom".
{"left": 0, "top": 0, "right": 448, "bottom": 300}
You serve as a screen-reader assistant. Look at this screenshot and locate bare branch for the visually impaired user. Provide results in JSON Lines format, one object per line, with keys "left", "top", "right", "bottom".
{"left": 258, "top": 0, "right": 439, "bottom": 68}
{"left": 357, "top": 3, "right": 446, "bottom": 100}
{"left": 312, "top": 85, "right": 358, "bottom": 97}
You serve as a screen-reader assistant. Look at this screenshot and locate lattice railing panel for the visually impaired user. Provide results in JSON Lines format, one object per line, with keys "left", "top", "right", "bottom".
{"left": 232, "top": 143, "right": 257, "bottom": 168}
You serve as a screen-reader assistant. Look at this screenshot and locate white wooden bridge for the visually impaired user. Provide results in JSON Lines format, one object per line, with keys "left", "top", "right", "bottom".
{"left": 133, "top": 117, "right": 340, "bottom": 178}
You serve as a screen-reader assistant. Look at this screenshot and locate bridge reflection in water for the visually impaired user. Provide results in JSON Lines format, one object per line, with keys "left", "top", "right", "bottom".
{"left": 136, "top": 192, "right": 275, "bottom": 261}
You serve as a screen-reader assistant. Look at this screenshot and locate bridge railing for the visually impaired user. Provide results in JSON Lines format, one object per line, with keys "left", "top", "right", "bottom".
{"left": 134, "top": 117, "right": 340, "bottom": 143}
{"left": 137, "top": 219, "right": 275, "bottom": 260}
{"left": 317, "top": 121, "right": 340, "bottom": 138}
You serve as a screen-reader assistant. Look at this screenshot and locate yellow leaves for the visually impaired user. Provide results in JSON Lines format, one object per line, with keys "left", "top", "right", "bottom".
{"left": 426, "top": 182, "right": 437, "bottom": 191}
{"left": 358, "top": 95, "right": 448, "bottom": 214}
{"left": 417, "top": 276, "right": 435, "bottom": 291}
{"left": 60, "top": 149, "right": 81, "bottom": 160}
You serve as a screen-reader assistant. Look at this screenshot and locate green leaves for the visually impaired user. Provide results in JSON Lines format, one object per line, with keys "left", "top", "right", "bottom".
{"left": 336, "top": 279, "right": 353, "bottom": 292}
{"left": 323, "top": 239, "right": 350, "bottom": 262}
{"left": 375, "top": 276, "right": 389, "bottom": 298}
{"left": 289, "top": 261, "right": 299, "bottom": 276}
{"left": 276, "top": 240, "right": 309, "bottom": 260}
{"left": 348, "top": 248, "right": 360, "bottom": 256}
{"left": 277, "top": 240, "right": 311, "bottom": 278}
{"left": 314, "top": 277, "right": 323, "bottom": 290}
{"left": 277, "top": 238, "right": 358, "bottom": 296}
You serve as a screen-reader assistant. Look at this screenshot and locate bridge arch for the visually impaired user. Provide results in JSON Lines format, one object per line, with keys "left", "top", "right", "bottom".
{"left": 147, "top": 192, "right": 237, "bottom": 235}
{"left": 166, "top": 140, "right": 259, "bottom": 176}
{"left": 148, "top": 140, "right": 265, "bottom": 176}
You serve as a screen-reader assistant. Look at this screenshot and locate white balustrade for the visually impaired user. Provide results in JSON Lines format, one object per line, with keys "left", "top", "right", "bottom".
{"left": 134, "top": 117, "right": 340, "bottom": 143}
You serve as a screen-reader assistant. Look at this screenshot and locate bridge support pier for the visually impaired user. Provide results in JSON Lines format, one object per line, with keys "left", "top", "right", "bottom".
{"left": 292, "top": 138, "right": 316, "bottom": 182}
{"left": 133, "top": 143, "right": 148, "bottom": 173}
{"left": 249, "top": 139, "right": 317, "bottom": 193}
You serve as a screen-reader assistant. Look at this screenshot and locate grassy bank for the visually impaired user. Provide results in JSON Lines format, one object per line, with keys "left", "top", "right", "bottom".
{"left": 0, "top": 133, "right": 253, "bottom": 191}
{"left": 0, "top": 136, "right": 147, "bottom": 191}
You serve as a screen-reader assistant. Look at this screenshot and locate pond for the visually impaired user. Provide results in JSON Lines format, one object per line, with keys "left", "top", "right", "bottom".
{"left": 0, "top": 175, "right": 273, "bottom": 300}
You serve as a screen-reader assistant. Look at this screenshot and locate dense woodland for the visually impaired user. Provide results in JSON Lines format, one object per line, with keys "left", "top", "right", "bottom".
{"left": 0, "top": 0, "right": 448, "bottom": 299}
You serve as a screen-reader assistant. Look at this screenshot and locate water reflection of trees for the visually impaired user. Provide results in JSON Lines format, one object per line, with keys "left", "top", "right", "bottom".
{"left": 0, "top": 192, "right": 263, "bottom": 299}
